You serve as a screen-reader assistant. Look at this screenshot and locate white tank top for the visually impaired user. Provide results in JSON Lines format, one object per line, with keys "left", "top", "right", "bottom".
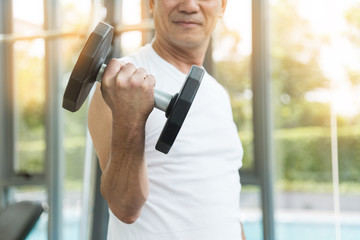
{"left": 107, "top": 44, "right": 244, "bottom": 240}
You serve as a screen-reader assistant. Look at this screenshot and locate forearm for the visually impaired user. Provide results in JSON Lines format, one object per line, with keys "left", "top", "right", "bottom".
{"left": 101, "top": 120, "right": 149, "bottom": 224}
{"left": 88, "top": 60, "right": 155, "bottom": 224}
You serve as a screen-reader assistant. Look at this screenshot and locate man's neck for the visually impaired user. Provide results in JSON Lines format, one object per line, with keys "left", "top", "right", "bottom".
{"left": 152, "top": 36, "right": 209, "bottom": 74}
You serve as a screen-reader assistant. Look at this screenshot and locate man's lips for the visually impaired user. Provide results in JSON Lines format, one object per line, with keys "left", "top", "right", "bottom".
{"left": 173, "top": 20, "right": 201, "bottom": 27}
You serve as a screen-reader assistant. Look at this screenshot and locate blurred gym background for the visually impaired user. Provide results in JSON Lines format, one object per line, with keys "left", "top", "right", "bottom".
{"left": 0, "top": 0, "right": 360, "bottom": 239}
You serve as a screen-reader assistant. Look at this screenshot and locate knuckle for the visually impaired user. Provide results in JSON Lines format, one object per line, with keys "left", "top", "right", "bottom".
{"left": 142, "top": 78, "right": 155, "bottom": 91}
{"left": 124, "top": 62, "right": 136, "bottom": 70}
{"left": 108, "top": 58, "right": 124, "bottom": 68}
{"left": 129, "top": 77, "right": 141, "bottom": 88}
{"left": 147, "top": 74, "right": 156, "bottom": 86}
{"left": 118, "top": 60, "right": 126, "bottom": 66}
{"left": 137, "top": 67, "right": 147, "bottom": 75}
{"left": 115, "top": 75, "right": 128, "bottom": 88}
{"left": 103, "top": 59, "right": 127, "bottom": 81}
{"left": 108, "top": 58, "right": 118, "bottom": 65}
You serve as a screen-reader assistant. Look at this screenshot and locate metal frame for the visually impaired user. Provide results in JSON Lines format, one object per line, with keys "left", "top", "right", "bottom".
{"left": 44, "top": 0, "right": 64, "bottom": 239}
{"left": 91, "top": 162, "right": 109, "bottom": 240}
{"left": 0, "top": 0, "right": 14, "bottom": 209}
{"left": 252, "top": 0, "right": 275, "bottom": 239}
{"left": 0, "top": 20, "right": 154, "bottom": 43}
{"left": 0, "top": 0, "right": 47, "bottom": 212}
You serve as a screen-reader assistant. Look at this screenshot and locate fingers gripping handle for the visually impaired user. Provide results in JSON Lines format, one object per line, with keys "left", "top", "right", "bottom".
{"left": 96, "top": 64, "right": 173, "bottom": 112}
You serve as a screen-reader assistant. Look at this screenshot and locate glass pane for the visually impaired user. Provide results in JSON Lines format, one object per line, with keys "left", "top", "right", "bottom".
{"left": 270, "top": 0, "right": 360, "bottom": 239}
{"left": 213, "top": 0, "right": 254, "bottom": 171}
{"left": 240, "top": 186, "right": 263, "bottom": 240}
{"left": 13, "top": 0, "right": 45, "bottom": 175}
{"left": 61, "top": 0, "right": 93, "bottom": 239}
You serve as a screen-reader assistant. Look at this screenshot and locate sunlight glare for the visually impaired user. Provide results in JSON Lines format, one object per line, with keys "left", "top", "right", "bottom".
{"left": 332, "top": 87, "right": 360, "bottom": 117}
{"left": 213, "top": 0, "right": 252, "bottom": 61}
{"left": 13, "top": 0, "right": 44, "bottom": 26}
{"left": 300, "top": 0, "right": 360, "bottom": 117}
{"left": 223, "top": 0, "right": 252, "bottom": 57}
{"left": 122, "top": 0, "right": 142, "bottom": 24}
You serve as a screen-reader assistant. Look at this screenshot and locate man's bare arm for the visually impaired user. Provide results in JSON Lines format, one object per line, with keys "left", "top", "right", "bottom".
{"left": 87, "top": 59, "right": 155, "bottom": 224}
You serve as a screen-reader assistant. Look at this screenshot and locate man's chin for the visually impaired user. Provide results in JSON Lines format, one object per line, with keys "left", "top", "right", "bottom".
{"left": 172, "top": 36, "right": 207, "bottom": 49}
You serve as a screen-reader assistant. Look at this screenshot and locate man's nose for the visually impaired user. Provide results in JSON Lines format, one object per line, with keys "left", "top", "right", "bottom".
{"left": 178, "top": 0, "right": 200, "bottom": 14}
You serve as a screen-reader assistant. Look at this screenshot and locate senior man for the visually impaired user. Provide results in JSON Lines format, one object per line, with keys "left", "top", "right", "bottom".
{"left": 88, "top": 0, "right": 245, "bottom": 239}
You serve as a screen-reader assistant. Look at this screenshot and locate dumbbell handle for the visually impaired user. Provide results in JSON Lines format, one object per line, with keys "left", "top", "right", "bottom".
{"left": 96, "top": 64, "right": 173, "bottom": 112}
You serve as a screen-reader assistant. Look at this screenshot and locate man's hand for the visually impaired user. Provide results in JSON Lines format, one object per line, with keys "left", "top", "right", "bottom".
{"left": 101, "top": 59, "right": 156, "bottom": 123}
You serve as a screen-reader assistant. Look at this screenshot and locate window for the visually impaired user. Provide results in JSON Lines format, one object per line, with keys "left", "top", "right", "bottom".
{"left": 13, "top": 0, "right": 46, "bottom": 175}
{"left": 271, "top": 0, "right": 360, "bottom": 239}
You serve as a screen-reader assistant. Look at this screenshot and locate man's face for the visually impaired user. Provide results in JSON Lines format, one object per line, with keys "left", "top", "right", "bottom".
{"left": 149, "top": 0, "right": 226, "bottom": 49}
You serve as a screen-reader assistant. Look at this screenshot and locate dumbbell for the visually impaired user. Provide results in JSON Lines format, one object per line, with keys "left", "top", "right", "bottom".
{"left": 62, "top": 22, "right": 204, "bottom": 154}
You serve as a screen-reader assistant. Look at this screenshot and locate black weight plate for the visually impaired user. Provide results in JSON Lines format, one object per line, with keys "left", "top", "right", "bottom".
{"left": 155, "top": 65, "right": 204, "bottom": 154}
{"left": 62, "top": 22, "right": 114, "bottom": 112}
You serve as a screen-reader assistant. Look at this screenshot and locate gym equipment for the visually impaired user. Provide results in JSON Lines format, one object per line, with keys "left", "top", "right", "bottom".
{"left": 0, "top": 201, "right": 44, "bottom": 240}
{"left": 62, "top": 22, "right": 204, "bottom": 154}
